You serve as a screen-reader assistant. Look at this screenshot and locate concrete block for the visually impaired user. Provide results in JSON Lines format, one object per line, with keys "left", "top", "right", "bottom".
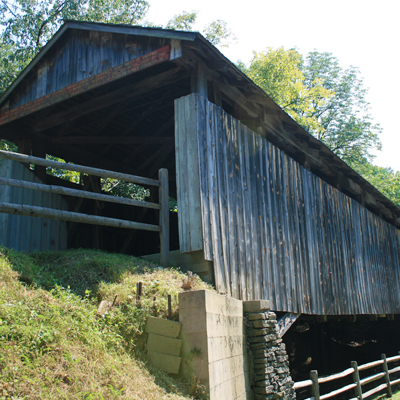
{"left": 180, "top": 312, "right": 207, "bottom": 334}
{"left": 205, "top": 291, "right": 243, "bottom": 317}
{"left": 147, "top": 351, "right": 181, "bottom": 374}
{"left": 243, "top": 300, "right": 270, "bottom": 313}
{"left": 179, "top": 290, "right": 206, "bottom": 311}
{"left": 206, "top": 313, "right": 244, "bottom": 337}
{"left": 146, "top": 316, "right": 180, "bottom": 338}
{"left": 207, "top": 335, "right": 246, "bottom": 362}
{"left": 147, "top": 333, "right": 182, "bottom": 356}
{"left": 209, "top": 355, "right": 245, "bottom": 389}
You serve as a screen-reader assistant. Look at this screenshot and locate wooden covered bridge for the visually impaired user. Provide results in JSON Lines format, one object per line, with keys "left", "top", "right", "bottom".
{"left": 0, "top": 21, "right": 399, "bottom": 317}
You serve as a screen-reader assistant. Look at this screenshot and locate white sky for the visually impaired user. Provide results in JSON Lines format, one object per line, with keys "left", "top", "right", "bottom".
{"left": 147, "top": 0, "right": 400, "bottom": 171}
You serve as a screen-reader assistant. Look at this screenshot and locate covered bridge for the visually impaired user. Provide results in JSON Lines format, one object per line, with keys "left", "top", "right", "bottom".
{"left": 0, "top": 21, "right": 399, "bottom": 316}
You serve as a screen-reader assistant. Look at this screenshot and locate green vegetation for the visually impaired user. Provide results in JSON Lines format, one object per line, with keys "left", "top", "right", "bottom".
{"left": 0, "top": 247, "right": 213, "bottom": 399}
{"left": 241, "top": 47, "right": 400, "bottom": 206}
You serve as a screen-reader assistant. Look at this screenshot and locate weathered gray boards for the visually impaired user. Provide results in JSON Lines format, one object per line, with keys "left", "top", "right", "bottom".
{"left": 0, "top": 160, "right": 68, "bottom": 252}
{"left": 175, "top": 94, "right": 400, "bottom": 315}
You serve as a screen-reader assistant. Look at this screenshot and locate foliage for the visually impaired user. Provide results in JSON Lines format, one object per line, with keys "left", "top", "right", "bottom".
{"left": 355, "top": 162, "right": 400, "bottom": 208}
{"left": 0, "top": 247, "right": 213, "bottom": 399}
{"left": 45, "top": 155, "right": 81, "bottom": 183}
{"left": 243, "top": 48, "right": 400, "bottom": 206}
{"left": 202, "top": 19, "right": 236, "bottom": 47}
{"left": 245, "top": 48, "right": 382, "bottom": 167}
{"left": 102, "top": 178, "right": 150, "bottom": 201}
{"left": 166, "top": 11, "right": 197, "bottom": 31}
{"left": 165, "top": 10, "right": 235, "bottom": 47}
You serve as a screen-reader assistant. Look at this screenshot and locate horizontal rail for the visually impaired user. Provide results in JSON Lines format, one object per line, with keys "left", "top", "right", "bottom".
{"left": 359, "top": 372, "right": 385, "bottom": 386}
{"left": 358, "top": 359, "right": 383, "bottom": 371}
{"left": 389, "top": 365, "right": 400, "bottom": 374}
{"left": 0, "top": 177, "right": 160, "bottom": 209}
{"left": 392, "top": 377, "right": 400, "bottom": 386}
{"left": 318, "top": 368, "right": 354, "bottom": 384}
{"left": 319, "top": 383, "right": 357, "bottom": 400}
{"left": 0, "top": 202, "right": 160, "bottom": 232}
{"left": 387, "top": 355, "right": 400, "bottom": 363}
{"left": 293, "top": 380, "right": 312, "bottom": 390}
{"left": 294, "top": 351, "right": 400, "bottom": 400}
{"left": 0, "top": 150, "right": 159, "bottom": 186}
{"left": 362, "top": 383, "right": 388, "bottom": 399}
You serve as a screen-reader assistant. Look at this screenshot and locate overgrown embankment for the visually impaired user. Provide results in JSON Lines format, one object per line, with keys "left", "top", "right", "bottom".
{"left": 0, "top": 248, "right": 213, "bottom": 399}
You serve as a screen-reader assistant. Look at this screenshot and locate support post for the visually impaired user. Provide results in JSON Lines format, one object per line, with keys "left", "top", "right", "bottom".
{"left": 352, "top": 361, "right": 363, "bottom": 399}
{"left": 310, "top": 370, "right": 320, "bottom": 400}
{"left": 191, "top": 62, "right": 208, "bottom": 98}
{"left": 159, "top": 168, "right": 169, "bottom": 267}
{"left": 382, "top": 354, "right": 392, "bottom": 397}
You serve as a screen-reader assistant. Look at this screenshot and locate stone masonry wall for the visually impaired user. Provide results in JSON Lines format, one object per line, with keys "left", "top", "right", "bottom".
{"left": 244, "top": 301, "right": 296, "bottom": 399}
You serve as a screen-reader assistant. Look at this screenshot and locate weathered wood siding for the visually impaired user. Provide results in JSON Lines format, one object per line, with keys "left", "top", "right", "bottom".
{"left": 175, "top": 94, "right": 400, "bottom": 315}
{"left": 175, "top": 95, "right": 203, "bottom": 253}
{"left": 8, "top": 30, "right": 168, "bottom": 109}
{"left": 0, "top": 160, "right": 68, "bottom": 252}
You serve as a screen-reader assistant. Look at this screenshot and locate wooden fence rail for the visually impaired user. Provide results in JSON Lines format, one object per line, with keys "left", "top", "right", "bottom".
{"left": 0, "top": 150, "right": 169, "bottom": 266}
{"left": 294, "top": 352, "right": 400, "bottom": 400}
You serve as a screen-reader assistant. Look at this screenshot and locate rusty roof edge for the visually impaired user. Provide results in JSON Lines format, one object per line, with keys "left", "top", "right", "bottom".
{"left": 0, "top": 20, "right": 199, "bottom": 108}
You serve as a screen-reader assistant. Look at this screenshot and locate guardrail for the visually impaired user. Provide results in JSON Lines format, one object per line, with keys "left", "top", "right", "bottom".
{"left": 294, "top": 352, "right": 400, "bottom": 400}
{"left": 0, "top": 150, "right": 169, "bottom": 265}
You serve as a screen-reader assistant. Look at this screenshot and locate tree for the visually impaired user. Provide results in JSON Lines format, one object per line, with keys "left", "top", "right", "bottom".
{"left": 166, "top": 11, "right": 235, "bottom": 47}
{"left": 165, "top": 11, "right": 197, "bottom": 31}
{"left": 245, "top": 48, "right": 382, "bottom": 168}
{"left": 356, "top": 162, "right": 400, "bottom": 208}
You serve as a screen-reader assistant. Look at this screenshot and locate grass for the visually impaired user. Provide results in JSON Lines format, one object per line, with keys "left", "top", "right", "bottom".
{"left": 0, "top": 247, "right": 214, "bottom": 399}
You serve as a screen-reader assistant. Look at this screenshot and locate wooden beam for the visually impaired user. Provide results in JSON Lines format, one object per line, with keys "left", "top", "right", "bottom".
{"left": 0, "top": 202, "right": 160, "bottom": 232}
{"left": 0, "top": 177, "right": 160, "bottom": 209}
{"left": 0, "top": 150, "right": 159, "bottom": 186}
{"left": 123, "top": 118, "right": 174, "bottom": 165}
{"left": 276, "top": 313, "right": 301, "bottom": 336}
{"left": 52, "top": 136, "right": 175, "bottom": 145}
{"left": 0, "top": 46, "right": 171, "bottom": 127}
{"left": 34, "top": 66, "right": 188, "bottom": 132}
{"left": 159, "top": 168, "right": 169, "bottom": 267}
{"left": 191, "top": 61, "right": 208, "bottom": 97}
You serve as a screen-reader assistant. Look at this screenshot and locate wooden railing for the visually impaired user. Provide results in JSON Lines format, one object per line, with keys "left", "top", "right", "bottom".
{"left": 294, "top": 352, "right": 400, "bottom": 400}
{"left": 0, "top": 150, "right": 169, "bottom": 266}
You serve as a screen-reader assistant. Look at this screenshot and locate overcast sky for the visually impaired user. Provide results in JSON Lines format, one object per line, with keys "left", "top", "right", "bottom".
{"left": 147, "top": 0, "right": 400, "bottom": 171}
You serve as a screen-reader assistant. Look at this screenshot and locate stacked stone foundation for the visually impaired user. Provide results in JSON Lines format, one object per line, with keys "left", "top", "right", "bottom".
{"left": 244, "top": 301, "right": 296, "bottom": 399}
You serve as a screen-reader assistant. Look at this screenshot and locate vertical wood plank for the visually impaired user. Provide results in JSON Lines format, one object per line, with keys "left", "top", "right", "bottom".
{"left": 382, "top": 353, "right": 392, "bottom": 398}
{"left": 196, "top": 96, "right": 213, "bottom": 260}
{"left": 159, "top": 168, "right": 169, "bottom": 267}
{"left": 174, "top": 94, "right": 203, "bottom": 254}
{"left": 351, "top": 361, "right": 363, "bottom": 400}
{"left": 310, "top": 370, "right": 320, "bottom": 400}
